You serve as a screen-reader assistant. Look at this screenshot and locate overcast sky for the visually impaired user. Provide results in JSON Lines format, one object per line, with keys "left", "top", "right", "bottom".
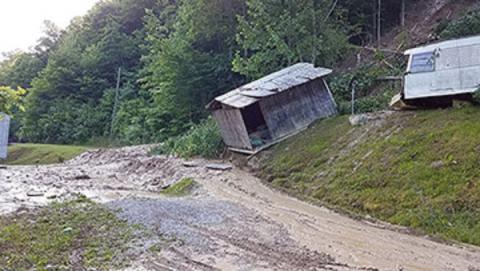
{"left": 0, "top": 0, "right": 99, "bottom": 55}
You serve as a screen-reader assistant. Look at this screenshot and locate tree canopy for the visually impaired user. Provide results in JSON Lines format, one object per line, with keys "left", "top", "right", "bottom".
{"left": 0, "top": 0, "right": 423, "bottom": 144}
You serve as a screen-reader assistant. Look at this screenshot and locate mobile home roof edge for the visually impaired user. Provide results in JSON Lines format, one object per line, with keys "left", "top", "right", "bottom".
{"left": 405, "top": 35, "right": 480, "bottom": 55}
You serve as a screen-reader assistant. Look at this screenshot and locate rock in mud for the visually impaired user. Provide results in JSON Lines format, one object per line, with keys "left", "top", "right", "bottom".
{"left": 46, "top": 194, "right": 58, "bottom": 199}
{"left": 27, "top": 191, "right": 45, "bottom": 197}
{"left": 349, "top": 111, "right": 394, "bottom": 126}
{"left": 206, "top": 163, "right": 233, "bottom": 171}
{"left": 431, "top": 160, "right": 445, "bottom": 169}
{"left": 183, "top": 161, "right": 200, "bottom": 168}
{"left": 349, "top": 115, "right": 370, "bottom": 126}
{"left": 74, "top": 174, "right": 91, "bottom": 180}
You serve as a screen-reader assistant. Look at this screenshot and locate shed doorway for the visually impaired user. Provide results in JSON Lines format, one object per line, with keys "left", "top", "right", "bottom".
{"left": 241, "top": 103, "right": 271, "bottom": 148}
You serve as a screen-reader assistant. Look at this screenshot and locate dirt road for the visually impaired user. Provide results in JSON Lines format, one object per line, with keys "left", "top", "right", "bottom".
{"left": 1, "top": 146, "right": 479, "bottom": 270}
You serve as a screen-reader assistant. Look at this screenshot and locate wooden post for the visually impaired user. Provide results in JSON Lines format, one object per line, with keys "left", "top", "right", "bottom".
{"left": 351, "top": 82, "right": 356, "bottom": 116}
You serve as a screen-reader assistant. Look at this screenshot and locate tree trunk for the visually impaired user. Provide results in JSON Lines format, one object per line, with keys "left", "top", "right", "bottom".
{"left": 377, "top": 0, "right": 382, "bottom": 47}
{"left": 401, "top": 0, "right": 406, "bottom": 28}
{"left": 311, "top": 0, "right": 317, "bottom": 64}
{"left": 110, "top": 67, "right": 122, "bottom": 138}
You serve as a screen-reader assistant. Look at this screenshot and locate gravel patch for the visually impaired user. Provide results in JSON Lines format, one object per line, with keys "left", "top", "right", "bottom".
{"left": 108, "top": 198, "right": 348, "bottom": 270}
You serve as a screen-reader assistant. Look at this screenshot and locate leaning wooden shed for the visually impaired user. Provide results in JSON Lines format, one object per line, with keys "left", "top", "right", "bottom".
{"left": 207, "top": 63, "right": 337, "bottom": 153}
{"left": 0, "top": 113, "right": 10, "bottom": 159}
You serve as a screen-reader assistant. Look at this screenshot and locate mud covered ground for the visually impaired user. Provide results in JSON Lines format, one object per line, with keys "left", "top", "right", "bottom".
{"left": 1, "top": 146, "right": 480, "bottom": 270}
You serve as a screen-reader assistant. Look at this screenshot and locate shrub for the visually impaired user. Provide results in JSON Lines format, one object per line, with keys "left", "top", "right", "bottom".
{"left": 440, "top": 10, "right": 480, "bottom": 39}
{"left": 152, "top": 118, "right": 224, "bottom": 159}
{"left": 329, "top": 65, "right": 393, "bottom": 102}
{"left": 337, "top": 90, "right": 394, "bottom": 115}
{"left": 473, "top": 88, "right": 480, "bottom": 104}
{"left": 161, "top": 178, "right": 196, "bottom": 197}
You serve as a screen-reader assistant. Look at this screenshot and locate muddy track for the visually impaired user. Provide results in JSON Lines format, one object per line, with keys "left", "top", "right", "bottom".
{"left": 1, "top": 146, "right": 480, "bottom": 270}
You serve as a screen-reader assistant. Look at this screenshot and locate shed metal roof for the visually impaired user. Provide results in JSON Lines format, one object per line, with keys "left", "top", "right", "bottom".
{"left": 405, "top": 35, "right": 480, "bottom": 55}
{"left": 210, "top": 63, "right": 332, "bottom": 109}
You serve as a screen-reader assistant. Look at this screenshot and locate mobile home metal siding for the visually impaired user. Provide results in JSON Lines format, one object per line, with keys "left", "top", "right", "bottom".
{"left": 212, "top": 109, "right": 252, "bottom": 150}
{"left": 259, "top": 79, "right": 337, "bottom": 139}
{"left": 0, "top": 114, "right": 10, "bottom": 159}
{"left": 404, "top": 36, "right": 480, "bottom": 99}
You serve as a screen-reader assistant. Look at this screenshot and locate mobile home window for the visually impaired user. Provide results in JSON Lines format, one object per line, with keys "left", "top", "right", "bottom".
{"left": 410, "top": 52, "right": 435, "bottom": 73}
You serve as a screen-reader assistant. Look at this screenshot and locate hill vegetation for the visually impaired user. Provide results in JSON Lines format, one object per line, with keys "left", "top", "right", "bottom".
{"left": 260, "top": 107, "right": 480, "bottom": 246}
{"left": 4, "top": 0, "right": 478, "bottom": 147}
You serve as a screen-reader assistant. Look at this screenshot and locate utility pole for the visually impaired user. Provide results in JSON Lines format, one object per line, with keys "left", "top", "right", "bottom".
{"left": 110, "top": 67, "right": 122, "bottom": 138}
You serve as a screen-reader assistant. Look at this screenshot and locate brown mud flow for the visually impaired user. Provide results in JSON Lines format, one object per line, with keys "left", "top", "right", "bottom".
{"left": 1, "top": 146, "right": 479, "bottom": 270}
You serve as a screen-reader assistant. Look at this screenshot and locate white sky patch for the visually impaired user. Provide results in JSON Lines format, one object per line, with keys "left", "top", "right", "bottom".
{"left": 0, "top": 0, "right": 99, "bottom": 55}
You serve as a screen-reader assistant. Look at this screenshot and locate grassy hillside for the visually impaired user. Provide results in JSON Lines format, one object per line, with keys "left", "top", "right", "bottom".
{"left": 2, "top": 144, "right": 88, "bottom": 165}
{"left": 260, "top": 107, "right": 480, "bottom": 246}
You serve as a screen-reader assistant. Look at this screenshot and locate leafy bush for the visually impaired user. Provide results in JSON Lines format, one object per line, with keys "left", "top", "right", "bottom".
{"left": 330, "top": 64, "right": 397, "bottom": 115}
{"left": 19, "top": 99, "right": 109, "bottom": 144}
{"left": 337, "top": 90, "right": 395, "bottom": 115}
{"left": 440, "top": 10, "right": 480, "bottom": 39}
{"left": 161, "top": 178, "right": 196, "bottom": 197}
{"left": 473, "top": 88, "right": 480, "bottom": 104}
{"left": 329, "top": 65, "right": 391, "bottom": 102}
{"left": 152, "top": 118, "right": 224, "bottom": 159}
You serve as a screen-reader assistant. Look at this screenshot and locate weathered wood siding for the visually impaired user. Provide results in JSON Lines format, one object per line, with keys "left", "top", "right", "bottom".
{"left": 259, "top": 79, "right": 336, "bottom": 139}
{"left": 212, "top": 109, "right": 252, "bottom": 150}
{"left": 0, "top": 114, "right": 10, "bottom": 159}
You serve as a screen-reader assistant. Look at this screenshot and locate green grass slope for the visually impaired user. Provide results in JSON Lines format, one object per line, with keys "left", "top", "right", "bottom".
{"left": 2, "top": 144, "right": 88, "bottom": 165}
{"left": 260, "top": 107, "right": 480, "bottom": 246}
{"left": 0, "top": 197, "right": 134, "bottom": 270}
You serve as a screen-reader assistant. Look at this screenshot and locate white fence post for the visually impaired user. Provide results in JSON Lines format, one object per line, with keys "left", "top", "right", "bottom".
{"left": 0, "top": 113, "right": 11, "bottom": 160}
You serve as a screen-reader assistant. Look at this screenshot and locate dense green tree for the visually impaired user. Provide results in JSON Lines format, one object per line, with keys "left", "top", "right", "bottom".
{"left": 233, "top": 0, "right": 350, "bottom": 79}
{"left": 4, "top": 0, "right": 417, "bottom": 145}
{"left": 19, "top": 0, "right": 166, "bottom": 143}
{"left": 0, "top": 86, "right": 26, "bottom": 115}
{"left": 34, "top": 20, "right": 63, "bottom": 64}
{"left": 0, "top": 52, "right": 44, "bottom": 89}
{"left": 141, "top": 0, "right": 246, "bottom": 125}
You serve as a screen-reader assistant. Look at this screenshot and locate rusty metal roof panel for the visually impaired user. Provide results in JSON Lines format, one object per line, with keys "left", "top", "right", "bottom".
{"left": 211, "top": 63, "right": 332, "bottom": 109}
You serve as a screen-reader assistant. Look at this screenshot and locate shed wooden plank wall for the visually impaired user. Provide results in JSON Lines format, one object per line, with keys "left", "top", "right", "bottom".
{"left": 212, "top": 109, "right": 252, "bottom": 150}
{"left": 0, "top": 114, "right": 10, "bottom": 159}
{"left": 259, "top": 79, "right": 337, "bottom": 139}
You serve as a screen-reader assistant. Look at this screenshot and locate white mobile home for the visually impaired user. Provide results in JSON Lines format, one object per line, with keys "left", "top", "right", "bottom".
{"left": 0, "top": 113, "right": 10, "bottom": 159}
{"left": 404, "top": 35, "right": 480, "bottom": 100}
